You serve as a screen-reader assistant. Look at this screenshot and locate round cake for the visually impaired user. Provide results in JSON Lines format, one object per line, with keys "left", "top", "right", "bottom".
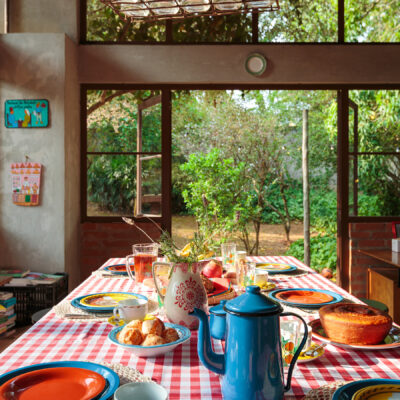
{"left": 319, "top": 303, "right": 392, "bottom": 345}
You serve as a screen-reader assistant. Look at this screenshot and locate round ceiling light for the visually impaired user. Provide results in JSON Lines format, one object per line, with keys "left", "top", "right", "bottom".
{"left": 245, "top": 53, "right": 267, "bottom": 76}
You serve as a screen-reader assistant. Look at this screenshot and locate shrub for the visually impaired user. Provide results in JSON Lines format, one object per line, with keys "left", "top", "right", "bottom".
{"left": 286, "top": 233, "right": 337, "bottom": 273}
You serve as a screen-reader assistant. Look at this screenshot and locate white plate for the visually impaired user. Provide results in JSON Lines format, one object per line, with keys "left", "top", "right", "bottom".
{"left": 108, "top": 322, "right": 191, "bottom": 358}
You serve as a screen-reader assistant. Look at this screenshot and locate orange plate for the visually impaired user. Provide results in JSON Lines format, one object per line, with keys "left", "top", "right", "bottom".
{"left": 108, "top": 265, "right": 133, "bottom": 272}
{"left": 276, "top": 290, "right": 334, "bottom": 304}
{"left": 0, "top": 367, "right": 106, "bottom": 400}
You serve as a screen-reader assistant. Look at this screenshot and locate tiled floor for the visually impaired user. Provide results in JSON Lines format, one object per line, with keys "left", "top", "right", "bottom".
{"left": 0, "top": 325, "right": 31, "bottom": 353}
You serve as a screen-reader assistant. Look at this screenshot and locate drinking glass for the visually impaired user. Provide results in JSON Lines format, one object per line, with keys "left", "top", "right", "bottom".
{"left": 221, "top": 243, "right": 237, "bottom": 270}
{"left": 236, "top": 259, "right": 255, "bottom": 291}
{"left": 280, "top": 320, "right": 300, "bottom": 367}
{"left": 125, "top": 243, "right": 159, "bottom": 283}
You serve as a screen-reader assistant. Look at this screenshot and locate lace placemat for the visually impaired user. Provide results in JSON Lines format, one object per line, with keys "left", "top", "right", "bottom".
{"left": 98, "top": 361, "right": 153, "bottom": 385}
{"left": 282, "top": 303, "right": 320, "bottom": 318}
{"left": 303, "top": 380, "right": 348, "bottom": 400}
{"left": 53, "top": 299, "right": 159, "bottom": 322}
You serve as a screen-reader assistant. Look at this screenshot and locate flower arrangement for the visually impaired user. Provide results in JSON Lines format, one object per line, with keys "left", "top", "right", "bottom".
{"left": 122, "top": 217, "right": 215, "bottom": 276}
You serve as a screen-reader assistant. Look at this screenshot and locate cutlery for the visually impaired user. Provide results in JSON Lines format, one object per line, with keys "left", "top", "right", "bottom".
{"left": 65, "top": 313, "right": 109, "bottom": 319}
{"left": 302, "top": 342, "right": 327, "bottom": 357}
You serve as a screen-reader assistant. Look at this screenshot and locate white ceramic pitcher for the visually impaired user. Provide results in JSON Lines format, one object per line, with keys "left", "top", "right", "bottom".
{"left": 152, "top": 261, "right": 208, "bottom": 330}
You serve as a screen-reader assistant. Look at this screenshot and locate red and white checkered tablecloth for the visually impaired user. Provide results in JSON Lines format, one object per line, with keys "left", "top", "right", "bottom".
{"left": 1, "top": 256, "right": 400, "bottom": 399}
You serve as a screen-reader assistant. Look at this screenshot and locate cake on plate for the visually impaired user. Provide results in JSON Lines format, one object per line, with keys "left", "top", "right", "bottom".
{"left": 319, "top": 303, "right": 392, "bottom": 345}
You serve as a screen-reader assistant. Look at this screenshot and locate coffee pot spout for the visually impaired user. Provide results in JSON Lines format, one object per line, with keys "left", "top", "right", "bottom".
{"left": 190, "top": 308, "right": 225, "bottom": 375}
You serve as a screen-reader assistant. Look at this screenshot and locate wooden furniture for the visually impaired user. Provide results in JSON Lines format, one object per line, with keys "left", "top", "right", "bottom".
{"left": 359, "top": 249, "right": 400, "bottom": 323}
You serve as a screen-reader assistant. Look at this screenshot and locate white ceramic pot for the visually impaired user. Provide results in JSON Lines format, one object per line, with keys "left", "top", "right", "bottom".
{"left": 152, "top": 261, "right": 208, "bottom": 330}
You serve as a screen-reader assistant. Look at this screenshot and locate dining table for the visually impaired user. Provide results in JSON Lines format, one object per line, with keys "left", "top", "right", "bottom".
{"left": 0, "top": 255, "right": 400, "bottom": 399}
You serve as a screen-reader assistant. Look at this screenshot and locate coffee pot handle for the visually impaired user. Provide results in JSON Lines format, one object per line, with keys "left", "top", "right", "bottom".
{"left": 152, "top": 261, "right": 171, "bottom": 302}
{"left": 280, "top": 312, "right": 308, "bottom": 393}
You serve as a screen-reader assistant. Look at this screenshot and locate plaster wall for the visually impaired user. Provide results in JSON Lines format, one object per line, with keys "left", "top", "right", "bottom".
{"left": 65, "top": 36, "right": 81, "bottom": 290}
{"left": 0, "top": 34, "right": 79, "bottom": 282}
{"left": 8, "top": 0, "right": 79, "bottom": 43}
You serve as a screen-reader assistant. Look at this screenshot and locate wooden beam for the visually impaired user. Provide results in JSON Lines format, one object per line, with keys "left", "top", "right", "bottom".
{"left": 337, "top": 89, "right": 350, "bottom": 291}
{"left": 161, "top": 90, "right": 172, "bottom": 234}
{"left": 79, "top": 44, "right": 400, "bottom": 86}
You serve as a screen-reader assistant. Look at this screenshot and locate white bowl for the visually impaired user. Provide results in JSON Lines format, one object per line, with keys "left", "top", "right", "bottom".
{"left": 114, "top": 382, "right": 168, "bottom": 400}
{"left": 108, "top": 322, "right": 191, "bottom": 358}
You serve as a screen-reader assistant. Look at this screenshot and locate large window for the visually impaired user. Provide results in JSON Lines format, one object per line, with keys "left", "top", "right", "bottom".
{"left": 82, "top": 88, "right": 165, "bottom": 221}
{"left": 348, "top": 90, "right": 400, "bottom": 217}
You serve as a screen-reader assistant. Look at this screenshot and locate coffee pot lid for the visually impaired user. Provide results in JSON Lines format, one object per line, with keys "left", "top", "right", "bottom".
{"left": 209, "top": 300, "right": 227, "bottom": 316}
{"left": 224, "top": 286, "right": 282, "bottom": 316}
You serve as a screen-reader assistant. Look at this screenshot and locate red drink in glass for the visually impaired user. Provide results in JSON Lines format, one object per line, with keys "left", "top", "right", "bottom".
{"left": 134, "top": 253, "right": 157, "bottom": 283}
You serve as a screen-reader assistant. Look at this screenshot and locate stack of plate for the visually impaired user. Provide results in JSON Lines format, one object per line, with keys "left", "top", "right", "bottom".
{"left": 0, "top": 361, "right": 120, "bottom": 400}
{"left": 332, "top": 379, "right": 400, "bottom": 400}
{"left": 71, "top": 292, "right": 147, "bottom": 314}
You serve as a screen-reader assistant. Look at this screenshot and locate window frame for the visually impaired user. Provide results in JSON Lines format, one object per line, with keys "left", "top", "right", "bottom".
{"left": 80, "top": 85, "right": 171, "bottom": 232}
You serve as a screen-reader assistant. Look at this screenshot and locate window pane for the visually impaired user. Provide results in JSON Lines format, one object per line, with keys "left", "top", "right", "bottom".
{"left": 87, "top": 90, "right": 161, "bottom": 153}
{"left": 137, "top": 156, "right": 162, "bottom": 216}
{"left": 348, "top": 154, "right": 356, "bottom": 215}
{"left": 87, "top": 154, "right": 137, "bottom": 217}
{"left": 346, "top": 1, "right": 400, "bottom": 42}
{"left": 258, "top": 0, "right": 337, "bottom": 42}
{"left": 87, "top": 0, "right": 165, "bottom": 42}
{"left": 356, "top": 154, "right": 400, "bottom": 217}
{"left": 172, "top": 14, "right": 252, "bottom": 43}
{"left": 140, "top": 102, "right": 162, "bottom": 153}
{"left": 349, "top": 90, "right": 400, "bottom": 153}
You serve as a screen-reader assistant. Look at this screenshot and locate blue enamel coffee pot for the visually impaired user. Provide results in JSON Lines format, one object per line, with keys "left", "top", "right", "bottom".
{"left": 190, "top": 285, "right": 308, "bottom": 400}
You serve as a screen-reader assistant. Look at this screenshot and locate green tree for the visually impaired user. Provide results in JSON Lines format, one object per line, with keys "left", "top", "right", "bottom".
{"left": 180, "top": 149, "right": 256, "bottom": 251}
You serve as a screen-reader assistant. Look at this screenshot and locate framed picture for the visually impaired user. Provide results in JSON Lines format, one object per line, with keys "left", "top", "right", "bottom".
{"left": 5, "top": 99, "right": 49, "bottom": 128}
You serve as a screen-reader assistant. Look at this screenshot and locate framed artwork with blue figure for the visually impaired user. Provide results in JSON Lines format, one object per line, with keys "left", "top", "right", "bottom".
{"left": 5, "top": 99, "right": 49, "bottom": 128}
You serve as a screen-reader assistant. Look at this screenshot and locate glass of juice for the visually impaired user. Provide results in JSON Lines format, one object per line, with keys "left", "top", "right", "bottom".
{"left": 125, "top": 243, "right": 159, "bottom": 283}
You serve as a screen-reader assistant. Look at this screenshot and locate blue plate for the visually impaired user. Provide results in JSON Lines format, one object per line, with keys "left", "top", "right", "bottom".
{"left": 332, "top": 379, "right": 400, "bottom": 400}
{"left": 71, "top": 292, "right": 147, "bottom": 313}
{"left": 104, "top": 264, "right": 134, "bottom": 276}
{"left": 256, "top": 262, "right": 298, "bottom": 275}
{"left": 0, "top": 361, "right": 120, "bottom": 400}
{"left": 268, "top": 288, "right": 343, "bottom": 308}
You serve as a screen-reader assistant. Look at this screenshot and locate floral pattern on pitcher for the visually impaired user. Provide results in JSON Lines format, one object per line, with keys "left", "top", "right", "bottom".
{"left": 174, "top": 277, "right": 207, "bottom": 312}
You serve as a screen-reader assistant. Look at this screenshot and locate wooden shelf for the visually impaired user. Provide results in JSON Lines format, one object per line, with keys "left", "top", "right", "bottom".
{"left": 368, "top": 267, "right": 400, "bottom": 323}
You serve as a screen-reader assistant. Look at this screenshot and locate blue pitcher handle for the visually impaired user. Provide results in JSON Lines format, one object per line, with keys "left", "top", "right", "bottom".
{"left": 280, "top": 312, "right": 308, "bottom": 392}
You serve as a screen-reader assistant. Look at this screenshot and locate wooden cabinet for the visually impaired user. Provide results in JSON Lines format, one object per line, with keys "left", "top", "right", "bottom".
{"left": 368, "top": 267, "right": 400, "bottom": 324}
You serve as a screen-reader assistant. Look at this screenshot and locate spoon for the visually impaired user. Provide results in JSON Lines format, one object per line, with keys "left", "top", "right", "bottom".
{"left": 302, "top": 343, "right": 327, "bottom": 357}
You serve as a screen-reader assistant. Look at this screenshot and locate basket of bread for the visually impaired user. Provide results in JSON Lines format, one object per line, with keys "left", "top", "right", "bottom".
{"left": 108, "top": 317, "right": 191, "bottom": 357}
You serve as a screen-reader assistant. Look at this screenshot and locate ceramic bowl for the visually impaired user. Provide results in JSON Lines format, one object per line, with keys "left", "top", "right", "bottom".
{"left": 114, "top": 382, "right": 168, "bottom": 400}
{"left": 352, "top": 384, "right": 400, "bottom": 400}
{"left": 108, "top": 322, "right": 191, "bottom": 358}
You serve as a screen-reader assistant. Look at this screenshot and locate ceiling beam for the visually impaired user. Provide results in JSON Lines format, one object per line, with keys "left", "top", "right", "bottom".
{"left": 79, "top": 44, "right": 400, "bottom": 86}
